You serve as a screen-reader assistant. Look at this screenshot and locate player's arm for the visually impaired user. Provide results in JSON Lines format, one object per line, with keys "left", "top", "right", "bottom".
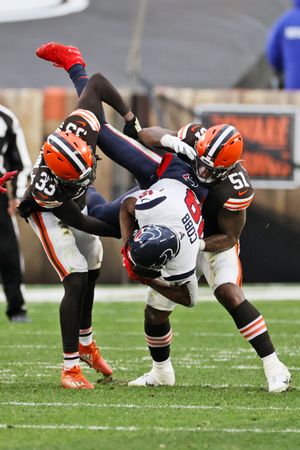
{"left": 201, "top": 208, "right": 246, "bottom": 253}
{"left": 119, "top": 196, "right": 138, "bottom": 242}
{"left": 53, "top": 200, "right": 121, "bottom": 238}
{"left": 146, "top": 275, "right": 198, "bottom": 307}
{"left": 138, "top": 127, "right": 176, "bottom": 146}
{"left": 138, "top": 127, "right": 196, "bottom": 160}
{"left": 76, "top": 72, "right": 135, "bottom": 123}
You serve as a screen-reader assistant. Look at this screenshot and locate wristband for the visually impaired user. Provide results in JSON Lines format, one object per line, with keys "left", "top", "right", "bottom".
{"left": 199, "top": 239, "right": 206, "bottom": 251}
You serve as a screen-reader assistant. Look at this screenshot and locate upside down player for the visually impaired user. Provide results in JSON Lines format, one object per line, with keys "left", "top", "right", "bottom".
{"left": 36, "top": 42, "right": 291, "bottom": 393}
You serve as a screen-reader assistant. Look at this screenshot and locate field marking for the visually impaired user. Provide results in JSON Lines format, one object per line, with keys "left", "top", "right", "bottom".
{"left": 1, "top": 401, "right": 300, "bottom": 412}
{"left": 0, "top": 378, "right": 263, "bottom": 388}
{"left": 1, "top": 284, "right": 300, "bottom": 303}
{"left": 0, "top": 423, "right": 300, "bottom": 433}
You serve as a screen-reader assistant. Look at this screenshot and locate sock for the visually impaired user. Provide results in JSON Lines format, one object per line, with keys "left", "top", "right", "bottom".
{"left": 230, "top": 299, "right": 275, "bottom": 358}
{"left": 63, "top": 352, "right": 80, "bottom": 369}
{"left": 68, "top": 64, "right": 88, "bottom": 97}
{"left": 144, "top": 320, "right": 173, "bottom": 362}
{"left": 79, "top": 327, "right": 93, "bottom": 346}
{"left": 153, "top": 358, "right": 173, "bottom": 371}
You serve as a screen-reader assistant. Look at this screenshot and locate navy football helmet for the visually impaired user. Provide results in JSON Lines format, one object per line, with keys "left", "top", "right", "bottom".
{"left": 127, "top": 225, "right": 180, "bottom": 271}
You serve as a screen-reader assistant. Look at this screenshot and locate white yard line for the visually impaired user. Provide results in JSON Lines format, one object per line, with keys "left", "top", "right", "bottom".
{"left": 1, "top": 401, "right": 299, "bottom": 412}
{"left": 1, "top": 284, "right": 300, "bottom": 303}
{"left": 0, "top": 423, "right": 299, "bottom": 433}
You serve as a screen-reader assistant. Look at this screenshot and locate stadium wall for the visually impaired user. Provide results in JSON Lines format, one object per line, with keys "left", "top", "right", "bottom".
{"left": 0, "top": 88, "right": 299, "bottom": 283}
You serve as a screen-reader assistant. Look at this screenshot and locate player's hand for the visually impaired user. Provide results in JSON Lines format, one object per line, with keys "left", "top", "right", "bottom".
{"left": 160, "top": 134, "right": 197, "bottom": 160}
{"left": 0, "top": 170, "right": 18, "bottom": 193}
{"left": 121, "top": 245, "right": 144, "bottom": 282}
{"left": 123, "top": 116, "right": 142, "bottom": 140}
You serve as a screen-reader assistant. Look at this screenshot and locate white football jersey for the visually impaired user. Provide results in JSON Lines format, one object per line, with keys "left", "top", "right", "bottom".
{"left": 132, "top": 178, "right": 204, "bottom": 282}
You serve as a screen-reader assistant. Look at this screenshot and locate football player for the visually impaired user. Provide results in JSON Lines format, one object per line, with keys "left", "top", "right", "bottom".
{"left": 129, "top": 123, "right": 291, "bottom": 393}
{"left": 36, "top": 42, "right": 291, "bottom": 393}
{"left": 18, "top": 63, "right": 135, "bottom": 389}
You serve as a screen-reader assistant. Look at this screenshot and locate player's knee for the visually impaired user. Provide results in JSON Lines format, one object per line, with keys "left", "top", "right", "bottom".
{"left": 214, "top": 283, "right": 244, "bottom": 311}
{"left": 144, "top": 305, "right": 171, "bottom": 324}
{"left": 88, "top": 268, "right": 100, "bottom": 283}
{"left": 63, "top": 272, "right": 88, "bottom": 295}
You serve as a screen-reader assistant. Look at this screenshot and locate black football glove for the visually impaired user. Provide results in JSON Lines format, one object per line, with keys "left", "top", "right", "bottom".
{"left": 123, "top": 116, "right": 142, "bottom": 140}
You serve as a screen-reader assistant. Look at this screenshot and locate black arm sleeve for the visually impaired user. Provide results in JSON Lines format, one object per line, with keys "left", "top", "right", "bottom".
{"left": 53, "top": 200, "right": 121, "bottom": 238}
{"left": 77, "top": 73, "right": 131, "bottom": 121}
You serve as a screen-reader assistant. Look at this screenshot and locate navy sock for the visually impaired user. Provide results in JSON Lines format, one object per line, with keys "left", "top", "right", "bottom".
{"left": 68, "top": 64, "right": 88, "bottom": 97}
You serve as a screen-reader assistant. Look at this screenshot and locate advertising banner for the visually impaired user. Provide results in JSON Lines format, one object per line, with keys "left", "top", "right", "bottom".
{"left": 195, "top": 104, "right": 300, "bottom": 188}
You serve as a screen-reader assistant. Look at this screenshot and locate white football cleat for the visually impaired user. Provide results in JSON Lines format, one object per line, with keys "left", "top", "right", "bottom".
{"left": 264, "top": 363, "right": 291, "bottom": 393}
{"left": 128, "top": 367, "right": 175, "bottom": 387}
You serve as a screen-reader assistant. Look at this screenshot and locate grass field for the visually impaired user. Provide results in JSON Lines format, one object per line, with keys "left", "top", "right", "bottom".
{"left": 0, "top": 292, "right": 299, "bottom": 450}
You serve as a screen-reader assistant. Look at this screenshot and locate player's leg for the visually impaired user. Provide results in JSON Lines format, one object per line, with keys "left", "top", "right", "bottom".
{"left": 197, "top": 246, "right": 291, "bottom": 393}
{"left": 28, "top": 211, "right": 95, "bottom": 389}
{"left": 97, "top": 123, "right": 161, "bottom": 188}
{"left": 71, "top": 222, "right": 113, "bottom": 376}
{"left": 128, "top": 287, "right": 176, "bottom": 386}
{"left": 36, "top": 42, "right": 162, "bottom": 187}
{"left": 87, "top": 185, "right": 139, "bottom": 224}
{"left": 0, "top": 194, "right": 28, "bottom": 321}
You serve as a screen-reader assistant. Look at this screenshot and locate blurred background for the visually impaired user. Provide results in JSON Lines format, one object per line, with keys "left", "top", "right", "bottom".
{"left": 0, "top": 0, "right": 299, "bottom": 284}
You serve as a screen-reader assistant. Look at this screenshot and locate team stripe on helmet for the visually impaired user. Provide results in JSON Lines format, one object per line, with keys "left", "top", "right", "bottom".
{"left": 224, "top": 193, "right": 254, "bottom": 211}
{"left": 70, "top": 109, "right": 100, "bottom": 132}
{"left": 177, "top": 123, "right": 193, "bottom": 140}
{"left": 206, "top": 125, "right": 236, "bottom": 159}
{"left": 48, "top": 133, "right": 87, "bottom": 174}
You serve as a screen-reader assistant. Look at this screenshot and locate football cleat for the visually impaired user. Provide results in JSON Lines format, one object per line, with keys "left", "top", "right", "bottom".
{"left": 61, "top": 365, "right": 94, "bottom": 389}
{"left": 128, "top": 367, "right": 175, "bottom": 387}
{"left": 79, "top": 340, "right": 113, "bottom": 377}
{"left": 264, "top": 362, "right": 291, "bottom": 393}
{"left": 36, "top": 42, "right": 86, "bottom": 70}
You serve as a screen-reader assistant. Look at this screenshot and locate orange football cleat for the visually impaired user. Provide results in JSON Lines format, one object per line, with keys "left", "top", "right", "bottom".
{"left": 61, "top": 365, "right": 94, "bottom": 389}
{"left": 79, "top": 340, "right": 113, "bottom": 377}
{"left": 36, "top": 42, "right": 86, "bottom": 70}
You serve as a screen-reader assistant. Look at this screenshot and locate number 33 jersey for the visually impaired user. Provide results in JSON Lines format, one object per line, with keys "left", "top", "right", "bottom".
{"left": 19, "top": 109, "right": 100, "bottom": 218}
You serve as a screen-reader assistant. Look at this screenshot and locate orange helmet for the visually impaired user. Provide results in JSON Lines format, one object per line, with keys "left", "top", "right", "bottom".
{"left": 194, "top": 124, "right": 243, "bottom": 184}
{"left": 43, "top": 131, "right": 95, "bottom": 186}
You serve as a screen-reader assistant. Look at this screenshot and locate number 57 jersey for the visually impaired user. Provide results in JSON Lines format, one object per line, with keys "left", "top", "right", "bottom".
{"left": 203, "top": 162, "right": 254, "bottom": 237}
{"left": 133, "top": 178, "right": 204, "bottom": 282}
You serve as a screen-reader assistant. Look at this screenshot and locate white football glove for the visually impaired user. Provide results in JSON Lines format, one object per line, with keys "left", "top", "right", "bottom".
{"left": 160, "top": 134, "right": 197, "bottom": 160}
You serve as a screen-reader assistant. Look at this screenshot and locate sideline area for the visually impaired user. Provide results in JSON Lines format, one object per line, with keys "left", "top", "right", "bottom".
{"left": 1, "top": 284, "right": 300, "bottom": 303}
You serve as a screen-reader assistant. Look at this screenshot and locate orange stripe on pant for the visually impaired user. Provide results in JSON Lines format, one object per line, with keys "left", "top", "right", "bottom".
{"left": 32, "top": 212, "right": 69, "bottom": 280}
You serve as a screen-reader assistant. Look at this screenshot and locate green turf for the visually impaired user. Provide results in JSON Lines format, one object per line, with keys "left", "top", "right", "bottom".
{"left": 0, "top": 298, "right": 299, "bottom": 450}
